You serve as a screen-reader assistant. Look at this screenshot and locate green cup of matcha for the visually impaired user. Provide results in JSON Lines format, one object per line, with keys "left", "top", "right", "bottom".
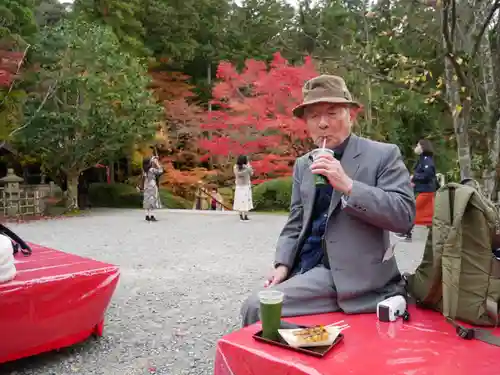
{"left": 310, "top": 148, "right": 335, "bottom": 185}
{"left": 258, "top": 290, "right": 284, "bottom": 340}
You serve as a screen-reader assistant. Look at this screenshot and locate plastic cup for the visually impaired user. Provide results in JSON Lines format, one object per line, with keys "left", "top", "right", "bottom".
{"left": 258, "top": 290, "right": 284, "bottom": 340}
{"left": 310, "top": 148, "right": 335, "bottom": 185}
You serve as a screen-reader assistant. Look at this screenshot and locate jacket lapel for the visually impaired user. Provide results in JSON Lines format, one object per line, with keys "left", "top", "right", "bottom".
{"left": 327, "top": 134, "right": 362, "bottom": 217}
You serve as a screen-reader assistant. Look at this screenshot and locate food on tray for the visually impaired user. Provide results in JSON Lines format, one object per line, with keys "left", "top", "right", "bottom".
{"left": 292, "top": 326, "right": 329, "bottom": 343}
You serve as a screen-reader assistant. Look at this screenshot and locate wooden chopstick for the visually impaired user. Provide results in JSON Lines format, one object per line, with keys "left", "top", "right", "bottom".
{"left": 325, "top": 323, "right": 350, "bottom": 331}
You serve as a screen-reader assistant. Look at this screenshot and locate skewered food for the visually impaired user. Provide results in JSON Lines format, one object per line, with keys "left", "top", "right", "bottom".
{"left": 292, "top": 326, "right": 329, "bottom": 343}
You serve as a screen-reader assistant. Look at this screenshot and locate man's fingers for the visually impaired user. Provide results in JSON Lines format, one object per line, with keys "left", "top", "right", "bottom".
{"left": 311, "top": 160, "right": 333, "bottom": 171}
{"left": 315, "top": 153, "right": 335, "bottom": 160}
{"left": 311, "top": 168, "right": 329, "bottom": 176}
{"left": 269, "top": 275, "right": 284, "bottom": 286}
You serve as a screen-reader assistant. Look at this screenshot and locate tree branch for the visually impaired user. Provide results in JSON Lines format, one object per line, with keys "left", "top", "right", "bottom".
{"left": 277, "top": 33, "right": 448, "bottom": 106}
{"left": 471, "top": 0, "right": 500, "bottom": 59}
{"left": 451, "top": 0, "right": 457, "bottom": 46}
{"left": 13, "top": 80, "right": 58, "bottom": 136}
{"left": 442, "top": 0, "right": 454, "bottom": 54}
{"left": 442, "top": 1, "right": 470, "bottom": 89}
{"left": 464, "top": 0, "right": 485, "bottom": 36}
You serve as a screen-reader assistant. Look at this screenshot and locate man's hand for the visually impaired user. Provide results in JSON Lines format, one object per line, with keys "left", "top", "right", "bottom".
{"left": 311, "top": 154, "right": 353, "bottom": 195}
{"left": 265, "top": 265, "right": 289, "bottom": 287}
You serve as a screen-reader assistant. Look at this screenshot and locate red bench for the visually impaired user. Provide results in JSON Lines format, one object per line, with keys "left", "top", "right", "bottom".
{"left": 215, "top": 306, "right": 500, "bottom": 375}
{"left": 0, "top": 244, "right": 119, "bottom": 363}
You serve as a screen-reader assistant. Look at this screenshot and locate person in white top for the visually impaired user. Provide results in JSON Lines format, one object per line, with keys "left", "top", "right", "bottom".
{"left": 233, "top": 155, "right": 254, "bottom": 221}
{"left": 0, "top": 234, "right": 15, "bottom": 284}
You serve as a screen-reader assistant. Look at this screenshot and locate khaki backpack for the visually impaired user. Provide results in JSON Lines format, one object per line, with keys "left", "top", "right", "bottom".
{"left": 406, "top": 180, "right": 500, "bottom": 346}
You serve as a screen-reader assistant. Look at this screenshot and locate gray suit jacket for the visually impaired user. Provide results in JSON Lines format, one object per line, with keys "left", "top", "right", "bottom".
{"left": 274, "top": 134, "right": 416, "bottom": 312}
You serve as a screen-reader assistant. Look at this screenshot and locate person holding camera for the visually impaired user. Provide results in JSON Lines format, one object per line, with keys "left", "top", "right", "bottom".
{"left": 141, "top": 156, "right": 163, "bottom": 222}
{"left": 233, "top": 155, "right": 254, "bottom": 221}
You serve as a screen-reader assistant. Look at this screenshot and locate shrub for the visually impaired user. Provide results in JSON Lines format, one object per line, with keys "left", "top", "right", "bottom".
{"left": 88, "top": 183, "right": 191, "bottom": 209}
{"left": 158, "top": 189, "right": 192, "bottom": 209}
{"left": 218, "top": 186, "right": 234, "bottom": 207}
{"left": 252, "top": 177, "right": 292, "bottom": 211}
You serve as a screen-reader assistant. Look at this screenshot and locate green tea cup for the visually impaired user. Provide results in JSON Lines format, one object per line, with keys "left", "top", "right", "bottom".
{"left": 310, "top": 148, "right": 335, "bottom": 185}
{"left": 258, "top": 290, "right": 284, "bottom": 340}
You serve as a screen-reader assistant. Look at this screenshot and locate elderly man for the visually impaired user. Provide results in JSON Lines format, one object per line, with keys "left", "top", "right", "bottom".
{"left": 241, "top": 75, "right": 416, "bottom": 326}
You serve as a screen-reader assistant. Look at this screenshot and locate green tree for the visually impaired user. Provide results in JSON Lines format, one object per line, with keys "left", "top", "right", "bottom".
{"left": 74, "top": 0, "right": 148, "bottom": 56}
{"left": 141, "top": 0, "right": 202, "bottom": 61}
{"left": 0, "top": 0, "right": 37, "bottom": 142}
{"left": 19, "top": 19, "right": 162, "bottom": 208}
{"left": 0, "top": 0, "right": 38, "bottom": 45}
{"left": 34, "top": 0, "right": 69, "bottom": 27}
{"left": 221, "top": 0, "right": 295, "bottom": 67}
{"left": 285, "top": 0, "right": 455, "bottom": 174}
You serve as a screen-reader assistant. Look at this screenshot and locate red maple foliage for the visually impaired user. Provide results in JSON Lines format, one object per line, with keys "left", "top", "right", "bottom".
{"left": 149, "top": 62, "right": 204, "bottom": 148}
{"left": 149, "top": 61, "right": 210, "bottom": 194}
{"left": 149, "top": 62, "right": 196, "bottom": 102}
{"left": 0, "top": 50, "right": 23, "bottom": 87}
{"left": 159, "top": 159, "right": 215, "bottom": 198}
{"left": 198, "top": 52, "right": 318, "bottom": 182}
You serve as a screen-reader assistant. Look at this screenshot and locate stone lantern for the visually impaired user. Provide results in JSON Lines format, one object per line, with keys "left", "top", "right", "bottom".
{"left": 0, "top": 169, "right": 24, "bottom": 216}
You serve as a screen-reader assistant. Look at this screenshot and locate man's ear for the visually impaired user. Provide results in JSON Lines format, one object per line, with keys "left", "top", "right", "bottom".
{"left": 349, "top": 106, "right": 363, "bottom": 122}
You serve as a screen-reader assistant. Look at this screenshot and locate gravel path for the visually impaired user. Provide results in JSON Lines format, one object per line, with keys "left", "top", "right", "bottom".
{"left": 0, "top": 209, "right": 427, "bottom": 375}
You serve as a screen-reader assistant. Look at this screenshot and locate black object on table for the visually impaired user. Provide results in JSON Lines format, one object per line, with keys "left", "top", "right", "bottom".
{"left": 252, "top": 320, "right": 344, "bottom": 358}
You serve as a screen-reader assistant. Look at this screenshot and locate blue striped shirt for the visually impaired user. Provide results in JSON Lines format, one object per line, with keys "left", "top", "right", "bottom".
{"left": 296, "top": 136, "right": 350, "bottom": 274}
{"left": 297, "top": 184, "right": 333, "bottom": 273}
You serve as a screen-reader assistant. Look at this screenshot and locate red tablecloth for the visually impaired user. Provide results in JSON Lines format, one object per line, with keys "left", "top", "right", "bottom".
{"left": 0, "top": 243, "right": 120, "bottom": 363}
{"left": 215, "top": 307, "right": 500, "bottom": 375}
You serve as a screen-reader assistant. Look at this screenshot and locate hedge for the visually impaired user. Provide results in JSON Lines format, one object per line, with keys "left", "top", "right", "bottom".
{"left": 252, "top": 177, "right": 292, "bottom": 211}
{"left": 88, "top": 183, "right": 191, "bottom": 209}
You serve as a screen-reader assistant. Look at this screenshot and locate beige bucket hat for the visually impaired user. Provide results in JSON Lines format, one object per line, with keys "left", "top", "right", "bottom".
{"left": 292, "top": 75, "right": 361, "bottom": 118}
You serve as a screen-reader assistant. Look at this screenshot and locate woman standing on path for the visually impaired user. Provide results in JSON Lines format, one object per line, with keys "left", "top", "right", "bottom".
{"left": 142, "top": 156, "right": 163, "bottom": 222}
{"left": 396, "top": 139, "right": 438, "bottom": 241}
{"left": 233, "top": 155, "right": 253, "bottom": 221}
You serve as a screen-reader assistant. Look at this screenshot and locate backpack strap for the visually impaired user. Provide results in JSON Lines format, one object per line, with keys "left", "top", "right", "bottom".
{"left": 447, "top": 318, "right": 500, "bottom": 346}
{"left": 420, "top": 184, "right": 455, "bottom": 306}
{"left": 441, "top": 185, "right": 472, "bottom": 321}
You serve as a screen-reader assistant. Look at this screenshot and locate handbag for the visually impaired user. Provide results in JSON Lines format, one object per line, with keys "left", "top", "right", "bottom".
{"left": 0, "top": 224, "right": 32, "bottom": 256}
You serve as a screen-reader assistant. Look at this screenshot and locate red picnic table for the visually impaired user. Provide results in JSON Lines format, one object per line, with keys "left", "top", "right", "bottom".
{"left": 0, "top": 243, "right": 119, "bottom": 363}
{"left": 215, "top": 306, "right": 500, "bottom": 375}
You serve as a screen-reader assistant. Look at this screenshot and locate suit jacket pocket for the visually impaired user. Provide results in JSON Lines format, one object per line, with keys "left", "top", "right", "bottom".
{"left": 381, "top": 243, "right": 396, "bottom": 263}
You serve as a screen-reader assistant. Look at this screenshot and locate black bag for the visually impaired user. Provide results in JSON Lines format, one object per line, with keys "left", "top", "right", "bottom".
{"left": 0, "top": 224, "right": 32, "bottom": 256}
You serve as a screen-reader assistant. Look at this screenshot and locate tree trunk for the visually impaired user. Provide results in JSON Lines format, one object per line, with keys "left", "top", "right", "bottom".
{"left": 444, "top": 57, "right": 472, "bottom": 180}
{"left": 127, "top": 157, "right": 132, "bottom": 177}
{"left": 66, "top": 172, "right": 79, "bottom": 210}
{"left": 207, "top": 62, "right": 212, "bottom": 112}
{"left": 440, "top": 2, "right": 473, "bottom": 181}
{"left": 362, "top": 2, "right": 373, "bottom": 135}
{"left": 493, "top": 20, "right": 500, "bottom": 200}
{"left": 109, "top": 162, "right": 115, "bottom": 183}
{"left": 480, "top": 34, "right": 499, "bottom": 199}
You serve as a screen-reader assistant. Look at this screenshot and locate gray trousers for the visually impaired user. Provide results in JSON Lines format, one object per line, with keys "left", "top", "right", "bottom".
{"left": 240, "top": 266, "right": 340, "bottom": 327}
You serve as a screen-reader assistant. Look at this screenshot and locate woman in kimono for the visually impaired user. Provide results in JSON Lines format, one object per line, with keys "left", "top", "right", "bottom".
{"left": 142, "top": 156, "right": 163, "bottom": 222}
{"left": 233, "top": 155, "right": 253, "bottom": 221}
